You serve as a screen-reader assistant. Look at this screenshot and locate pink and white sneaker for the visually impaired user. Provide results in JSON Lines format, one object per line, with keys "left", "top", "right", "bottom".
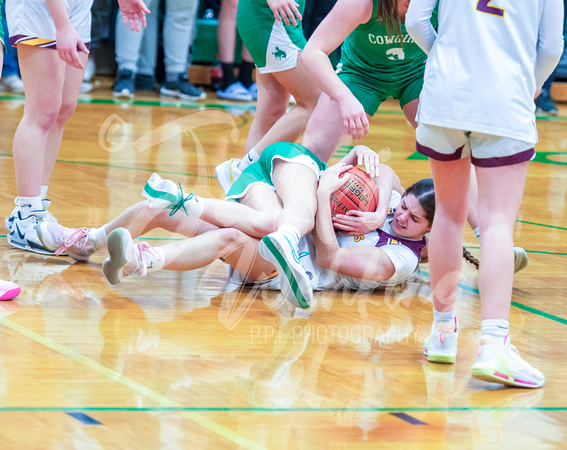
{"left": 36, "top": 223, "right": 97, "bottom": 262}
{"left": 103, "top": 228, "right": 163, "bottom": 285}
{"left": 0, "top": 280, "right": 20, "bottom": 301}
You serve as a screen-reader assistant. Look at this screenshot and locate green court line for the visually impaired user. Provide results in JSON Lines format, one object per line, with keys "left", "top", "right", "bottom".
{"left": 418, "top": 271, "right": 567, "bottom": 325}
{"left": 510, "top": 302, "right": 567, "bottom": 325}
{"left": 464, "top": 246, "right": 567, "bottom": 256}
{"left": 3, "top": 94, "right": 567, "bottom": 123}
{"left": 516, "top": 220, "right": 567, "bottom": 231}
{"left": 0, "top": 406, "right": 564, "bottom": 412}
{"left": 458, "top": 286, "right": 567, "bottom": 325}
{"left": 0, "top": 317, "right": 262, "bottom": 449}
{"left": 56, "top": 158, "right": 216, "bottom": 179}
{"left": 0, "top": 94, "right": 257, "bottom": 112}
{"left": 1, "top": 154, "right": 214, "bottom": 178}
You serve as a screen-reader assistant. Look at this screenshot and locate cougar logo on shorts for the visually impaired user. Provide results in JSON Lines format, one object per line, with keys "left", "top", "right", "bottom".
{"left": 273, "top": 47, "right": 287, "bottom": 61}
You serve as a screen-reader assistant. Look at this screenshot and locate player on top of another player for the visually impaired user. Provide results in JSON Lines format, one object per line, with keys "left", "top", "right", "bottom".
{"left": 217, "top": 0, "right": 530, "bottom": 274}
{"left": 36, "top": 143, "right": 381, "bottom": 308}
{"left": 217, "top": 0, "right": 427, "bottom": 189}
{"left": 36, "top": 143, "right": 435, "bottom": 310}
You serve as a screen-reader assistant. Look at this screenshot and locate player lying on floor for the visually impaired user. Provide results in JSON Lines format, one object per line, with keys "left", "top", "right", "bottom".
{"left": 35, "top": 143, "right": 434, "bottom": 309}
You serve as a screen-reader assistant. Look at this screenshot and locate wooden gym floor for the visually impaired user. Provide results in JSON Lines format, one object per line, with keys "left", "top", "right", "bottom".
{"left": 0, "top": 82, "right": 566, "bottom": 448}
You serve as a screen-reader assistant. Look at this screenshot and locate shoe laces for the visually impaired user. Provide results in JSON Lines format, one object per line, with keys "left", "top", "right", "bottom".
{"left": 134, "top": 242, "right": 160, "bottom": 277}
{"left": 55, "top": 227, "right": 90, "bottom": 256}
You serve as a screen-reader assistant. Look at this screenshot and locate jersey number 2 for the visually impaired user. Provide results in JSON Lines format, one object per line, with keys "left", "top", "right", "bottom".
{"left": 476, "top": 0, "right": 504, "bottom": 17}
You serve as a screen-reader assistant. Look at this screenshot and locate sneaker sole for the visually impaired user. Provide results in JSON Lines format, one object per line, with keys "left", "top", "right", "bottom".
{"left": 471, "top": 365, "right": 543, "bottom": 388}
{"left": 214, "top": 159, "right": 235, "bottom": 194}
{"left": 7, "top": 232, "right": 58, "bottom": 256}
{"left": 258, "top": 235, "right": 311, "bottom": 309}
{"left": 113, "top": 90, "right": 134, "bottom": 99}
{"left": 425, "top": 351, "right": 456, "bottom": 364}
{"left": 159, "top": 88, "right": 207, "bottom": 101}
{"left": 216, "top": 92, "right": 253, "bottom": 101}
{"left": 513, "top": 247, "right": 529, "bottom": 273}
{"left": 103, "top": 229, "right": 133, "bottom": 285}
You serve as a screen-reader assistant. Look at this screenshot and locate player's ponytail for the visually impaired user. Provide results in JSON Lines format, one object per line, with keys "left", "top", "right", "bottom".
{"left": 462, "top": 247, "right": 480, "bottom": 269}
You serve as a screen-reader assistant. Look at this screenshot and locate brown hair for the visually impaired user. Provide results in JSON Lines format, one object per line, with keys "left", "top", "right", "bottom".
{"left": 462, "top": 247, "right": 480, "bottom": 269}
{"left": 376, "top": 0, "right": 402, "bottom": 37}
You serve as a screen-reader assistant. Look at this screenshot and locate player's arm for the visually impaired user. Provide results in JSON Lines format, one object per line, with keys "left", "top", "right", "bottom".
{"left": 117, "top": 0, "right": 151, "bottom": 31}
{"left": 315, "top": 165, "right": 396, "bottom": 281}
{"left": 334, "top": 146, "right": 400, "bottom": 233}
{"left": 301, "top": 0, "right": 373, "bottom": 139}
{"left": 405, "top": 0, "right": 438, "bottom": 55}
{"left": 46, "top": 0, "right": 88, "bottom": 69}
{"left": 535, "top": 0, "right": 565, "bottom": 89}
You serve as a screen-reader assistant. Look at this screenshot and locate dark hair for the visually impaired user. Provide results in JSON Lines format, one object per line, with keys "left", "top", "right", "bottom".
{"left": 402, "top": 178, "right": 435, "bottom": 226}
{"left": 376, "top": 0, "right": 402, "bottom": 37}
{"left": 403, "top": 180, "right": 481, "bottom": 269}
{"left": 463, "top": 247, "right": 480, "bottom": 269}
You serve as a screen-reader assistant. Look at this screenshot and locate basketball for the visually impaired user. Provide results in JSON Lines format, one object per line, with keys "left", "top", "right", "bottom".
{"left": 329, "top": 167, "right": 379, "bottom": 218}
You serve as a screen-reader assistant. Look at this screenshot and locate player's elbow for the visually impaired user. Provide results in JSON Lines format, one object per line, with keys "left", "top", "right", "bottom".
{"left": 404, "top": 14, "right": 419, "bottom": 37}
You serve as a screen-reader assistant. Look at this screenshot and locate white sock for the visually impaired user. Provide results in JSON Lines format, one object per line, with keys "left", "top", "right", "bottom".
{"left": 89, "top": 227, "right": 108, "bottom": 251}
{"left": 146, "top": 246, "right": 166, "bottom": 272}
{"left": 433, "top": 308, "right": 456, "bottom": 329}
{"left": 277, "top": 224, "right": 300, "bottom": 246}
{"left": 41, "top": 185, "right": 49, "bottom": 200}
{"left": 473, "top": 227, "right": 481, "bottom": 244}
{"left": 480, "top": 319, "right": 509, "bottom": 346}
{"left": 17, "top": 196, "right": 43, "bottom": 215}
{"left": 187, "top": 194, "right": 205, "bottom": 218}
{"left": 237, "top": 147, "right": 260, "bottom": 171}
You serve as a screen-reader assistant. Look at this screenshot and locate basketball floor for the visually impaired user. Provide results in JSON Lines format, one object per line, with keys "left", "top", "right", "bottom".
{"left": 0, "top": 84, "right": 566, "bottom": 448}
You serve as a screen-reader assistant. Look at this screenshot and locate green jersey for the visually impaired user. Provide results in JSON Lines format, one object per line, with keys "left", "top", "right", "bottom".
{"left": 340, "top": 0, "right": 438, "bottom": 82}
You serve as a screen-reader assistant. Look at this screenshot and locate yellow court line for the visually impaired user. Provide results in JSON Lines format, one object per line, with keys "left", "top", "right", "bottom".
{"left": 0, "top": 316, "right": 263, "bottom": 450}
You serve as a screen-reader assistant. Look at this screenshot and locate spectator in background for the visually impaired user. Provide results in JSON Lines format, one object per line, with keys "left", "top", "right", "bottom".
{"left": 215, "top": 0, "right": 256, "bottom": 101}
{"left": 80, "top": 0, "right": 118, "bottom": 93}
{"left": 535, "top": 1, "right": 566, "bottom": 116}
{"left": 0, "top": 0, "right": 23, "bottom": 93}
{"left": 113, "top": 0, "right": 206, "bottom": 100}
{"left": 536, "top": 72, "right": 561, "bottom": 116}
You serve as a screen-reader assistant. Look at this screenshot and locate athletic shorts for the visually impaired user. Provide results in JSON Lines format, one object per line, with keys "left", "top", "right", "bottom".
{"left": 337, "top": 63, "right": 424, "bottom": 115}
{"left": 416, "top": 123, "right": 535, "bottom": 167}
{"left": 226, "top": 142, "right": 327, "bottom": 201}
{"left": 6, "top": 0, "right": 92, "bottom": 49}
{"left": 237, "top": 0, "right": 306, "bottom": 73}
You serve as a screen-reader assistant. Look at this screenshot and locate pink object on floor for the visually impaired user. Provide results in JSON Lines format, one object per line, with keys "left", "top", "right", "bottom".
{"left": 0, "top": 280, "right": 20, "bottom": 301}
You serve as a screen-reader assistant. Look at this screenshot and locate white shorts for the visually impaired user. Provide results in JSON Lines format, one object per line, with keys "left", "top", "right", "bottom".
{"left": 416, "top": 123, "right": 535, "bottom": 167}
{"left": 6, "top": 0, "right": 92, "bottom": 49}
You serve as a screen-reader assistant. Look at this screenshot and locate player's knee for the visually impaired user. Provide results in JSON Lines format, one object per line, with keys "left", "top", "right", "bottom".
{"left": 31, "top": 106, "right": 60, "bottom": 131}
{"left": 56, "top": 101, "right": 79, "bottom": 125}
{"left": 219, "top": 228, "right": 249, "bottom": 247}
